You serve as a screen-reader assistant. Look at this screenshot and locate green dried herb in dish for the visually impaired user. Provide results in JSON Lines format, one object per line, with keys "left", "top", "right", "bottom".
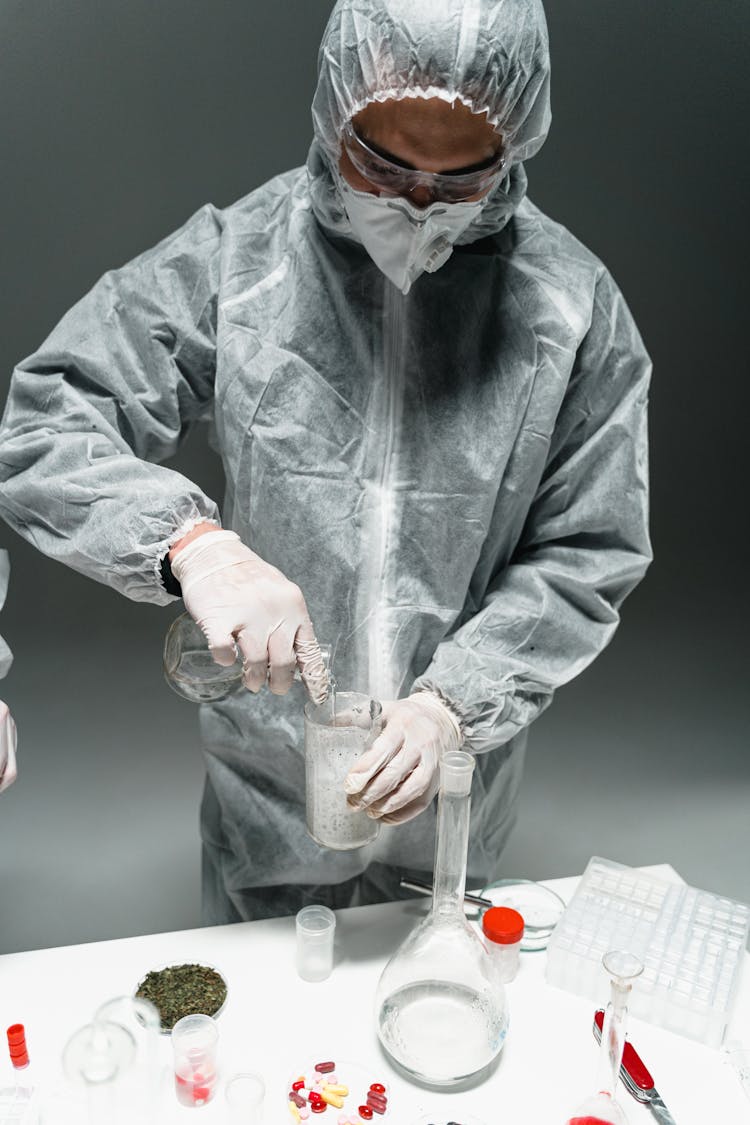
{"left": 135, "top": 963, "right": 227, "bottom": 1030}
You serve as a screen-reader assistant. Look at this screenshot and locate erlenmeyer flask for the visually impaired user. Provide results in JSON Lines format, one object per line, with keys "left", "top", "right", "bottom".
{"left": 375, "top": 750, "right": 508, "bottom": 1086}
{"left": 565, "top": 950, "right": 644, "bottom": 1125}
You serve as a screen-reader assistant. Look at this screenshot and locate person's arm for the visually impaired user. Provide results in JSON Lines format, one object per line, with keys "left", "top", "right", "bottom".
{"left": 0, "top": 205, "right": 223, "bottom": 605}
{"left": 0, "top": 550, "right": 17, "bottom": 794}
{"left": 412, "top": 269, "right": 652, "bottom": 752}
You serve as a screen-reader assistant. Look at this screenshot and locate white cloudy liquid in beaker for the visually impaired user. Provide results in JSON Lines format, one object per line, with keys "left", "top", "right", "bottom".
{"left": 377, "top": 981, "right": 507, "bottom": 1085}
{"left": 305, "top": 730, "right": 379, "bottom": 849}
{"left": 304, "top": 693, "right": 382, "bottom": 850}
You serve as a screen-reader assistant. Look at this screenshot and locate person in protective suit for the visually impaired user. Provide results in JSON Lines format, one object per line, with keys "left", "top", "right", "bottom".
{"left": 0, "top": 0, "right": 651, "bottom": 922}
{"left": 0, "top": 551, "right": 18, "bottom": 795}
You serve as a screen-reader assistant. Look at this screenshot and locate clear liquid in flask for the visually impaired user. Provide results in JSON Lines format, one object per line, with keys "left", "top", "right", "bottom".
{"left": 378, "top": 979, "right": 507, "bottom": 1085}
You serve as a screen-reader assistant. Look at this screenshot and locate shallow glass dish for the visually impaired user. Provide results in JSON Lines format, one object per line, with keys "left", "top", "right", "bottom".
{"left": 479, "top": 878, "right": 566, "bottom": 952}
{"left": 134, "top": 961, "right": 228, "bottom": 1033}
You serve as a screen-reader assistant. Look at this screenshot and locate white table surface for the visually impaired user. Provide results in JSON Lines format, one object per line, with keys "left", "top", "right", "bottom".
{"left": 1, "top": 864, "right": 748, "bottom": 1123}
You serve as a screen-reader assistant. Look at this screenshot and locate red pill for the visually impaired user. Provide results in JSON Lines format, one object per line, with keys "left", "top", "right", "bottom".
{"left": 311, "top": 1102, "right": 327, "bottom": 1114}
{"left": 309, "top": 1091, "right": 323, "bottom": 1103}
{"left": 367, "top": 1101, "right": 386, "bottom": 1116}
{"left": 368, "top": 1092, "right": 387, "bottom": 1107}
{"left": 315, "top": 1061, "right": 336, "bottom": 1074}
{"left": 292, "top": 1080, "right": 306, "bottom": 1091}
{"left": 358, "top": 1108, "right": 373, "bottom": 1121}
{"left": 370, "top": 1083, "right": 386, "bottom": 1094}
{"left": 290, "top": 1092, "right": 306, "bottom": 1108}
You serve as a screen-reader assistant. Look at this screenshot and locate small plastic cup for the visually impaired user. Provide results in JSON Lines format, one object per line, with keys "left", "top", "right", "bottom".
{"left": 225, "top": 1071, "right": 266, "bottom": 1122}
{"left": 482, "top": 906, "right": 525, "bottom": 983}
{"left": 296, "top": 904, "right": 336, "bottom": 982}
{"left": 171, "top": 1013, "right": 219, "bottom": 1108}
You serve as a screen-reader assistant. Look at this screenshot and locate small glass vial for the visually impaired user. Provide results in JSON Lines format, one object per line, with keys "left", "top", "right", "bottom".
{"left": 482, "top": 906, "right": 525, "bottom": 983}
{"left": 296, "top": 905, "right": 336, "bottom": 982}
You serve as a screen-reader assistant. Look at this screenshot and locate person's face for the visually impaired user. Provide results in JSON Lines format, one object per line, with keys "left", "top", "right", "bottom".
{"left": 339, "top": 96, "right": 502, "bottom": 208}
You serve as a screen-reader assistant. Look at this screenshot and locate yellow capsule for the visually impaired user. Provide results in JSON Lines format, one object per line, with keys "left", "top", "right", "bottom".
{"left": 320, "top": 1090, "right": 345, "bottom": 1109}
{"left": 288, "top": 1100, "right": 301, "bottom": 1123}
{"left": 325, "top": 1084, "right": 349, "bottom": 1096}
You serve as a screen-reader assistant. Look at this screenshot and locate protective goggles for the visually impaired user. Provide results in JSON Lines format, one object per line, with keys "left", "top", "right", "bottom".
{"left": 341, "top": 121, "right": 506, "bottom": 204}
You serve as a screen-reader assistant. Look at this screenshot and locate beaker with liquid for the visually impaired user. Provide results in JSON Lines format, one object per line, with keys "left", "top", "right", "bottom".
{"left": 375, "top": 751, "right": 509, "bottom": 1086}
{"left": 304, "top": 692, "right": 383, "bottom": 850}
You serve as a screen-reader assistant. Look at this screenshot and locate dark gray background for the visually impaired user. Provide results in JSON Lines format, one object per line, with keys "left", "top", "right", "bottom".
{"left": 1, "top": 0, "right": 748, "bottom": 954}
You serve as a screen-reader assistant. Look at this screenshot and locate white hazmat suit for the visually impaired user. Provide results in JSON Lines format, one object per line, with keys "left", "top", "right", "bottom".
{"left": 0, "top": 0, "right": 650, "bottom": 919}
{"left": 0, "top": 552, "right": 17, "bottom": 794}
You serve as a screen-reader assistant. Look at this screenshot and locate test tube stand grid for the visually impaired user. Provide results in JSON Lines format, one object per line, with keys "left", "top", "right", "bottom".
{"left": 544, "top": 857, "right": 750, "bottom": 1047}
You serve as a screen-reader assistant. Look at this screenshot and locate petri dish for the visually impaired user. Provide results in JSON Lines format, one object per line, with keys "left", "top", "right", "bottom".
{"left": 479, "top": 878, "right": 566, "bottom": 952}
{"left": 134, "top": 962, "right": 229, "bottom": 1033}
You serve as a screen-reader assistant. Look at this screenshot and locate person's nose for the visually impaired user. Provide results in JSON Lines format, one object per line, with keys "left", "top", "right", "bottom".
{"left": 407, "top": 183, "right": 438, "bottom": 209}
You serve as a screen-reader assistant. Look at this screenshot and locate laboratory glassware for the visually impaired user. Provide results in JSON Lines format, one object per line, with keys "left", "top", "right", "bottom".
{"left": 724, "top": 1041, "right": 750, "bottom": 1103}
{"left": 225, "top": 1072, "right": 266, "bottom": 1123}
{"left": 60, "top": 996, "right": 162, "bottom": 1124}
{"left": 545, "top": 856, "right": 750, "bottom": 1046}
{"left": 593, "top": 1010, "right": 677, "bottom": 1124}
{"left": 296, "top": 904, "right": 337, "bottom": 982}
{"left": 480, "top": 877, "right": 566, "bottom": 951}
{"left": 304, "top": 692, "right": 382, "bottom": 850}
{"left": 375, "top": 750, "right": 509, "bottom": 1086}
{"left": 565, "top": 949, "right": 643, "bottom": 1125}
{"left": 171, "top": 1013, "right": 219, "bottom": 1108}
{"left": 400, "top": 875, "right": 492, "bottom": 908}
{"left": 164, "top": 610, "right": 332, "bottom": 704}
{"left": 163, "top": 612, "right": 243, "bottom": 701}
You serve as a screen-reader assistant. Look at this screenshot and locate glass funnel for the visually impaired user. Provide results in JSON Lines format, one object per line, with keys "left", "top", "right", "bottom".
{"left": 375, "top": 751, "right": 508, "bottom": 1086}
{"left": 566, "top": 950, "right": 644, "bottom": 1125}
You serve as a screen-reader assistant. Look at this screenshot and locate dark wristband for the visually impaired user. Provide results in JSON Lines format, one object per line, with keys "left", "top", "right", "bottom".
{"left": 160, "top": 551, "right": 183, "bottom": 598}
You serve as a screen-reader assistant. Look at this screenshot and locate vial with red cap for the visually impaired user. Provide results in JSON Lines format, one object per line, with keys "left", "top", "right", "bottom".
{"left": 481, "top": 906, "right": 525, "bottom": 983}
{"left": 6, "top": 1024, "right": 29, "bottom": 1069}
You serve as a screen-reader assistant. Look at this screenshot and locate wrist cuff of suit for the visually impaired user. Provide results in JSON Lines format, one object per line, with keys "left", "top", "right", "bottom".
{"left": 160, "top": 552, "right": 183, "bottom": 597}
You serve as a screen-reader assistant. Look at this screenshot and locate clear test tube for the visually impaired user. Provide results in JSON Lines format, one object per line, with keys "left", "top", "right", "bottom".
{"left": 171, "top": 1014, "right": 218, "bottom": 1108}
{"left": 225, "top": 1071, "right": 266, "bottom": 1123}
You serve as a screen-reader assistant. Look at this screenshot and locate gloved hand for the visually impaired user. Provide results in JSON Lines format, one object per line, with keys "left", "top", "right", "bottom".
{"left": 170, "top": 529, "right": 329, "bottom": 702}
{"left": 344, "top": 692, "right": 462, "bottom": 825}
{"left": 0, "top": 700, "right": 18, "bottom": 795}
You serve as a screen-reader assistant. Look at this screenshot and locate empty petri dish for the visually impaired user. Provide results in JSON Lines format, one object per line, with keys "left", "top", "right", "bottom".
{"left": 479, "top": 879, "right": 566, "bottom": 952}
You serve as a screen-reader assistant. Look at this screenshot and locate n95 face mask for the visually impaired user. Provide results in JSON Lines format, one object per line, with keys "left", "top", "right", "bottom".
{"left": 337, "top": 177, "right": 486, "bottom": 295}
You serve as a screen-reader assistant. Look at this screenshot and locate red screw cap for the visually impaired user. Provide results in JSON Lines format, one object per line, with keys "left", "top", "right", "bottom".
{"left": 482, "top": 906, "right": 525, "bottom": 944}
{"left": 6, "top": 1024, "right": 29, "bottom": 1068}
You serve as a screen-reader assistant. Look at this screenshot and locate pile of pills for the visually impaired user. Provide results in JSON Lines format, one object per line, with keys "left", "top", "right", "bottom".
{"left": 287, "top": 1061, "right": 390, "bottom": 1122}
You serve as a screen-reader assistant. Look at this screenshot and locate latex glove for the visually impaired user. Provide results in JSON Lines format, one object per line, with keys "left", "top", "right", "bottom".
{"left": 171, "top": 529, "right": 328, "bottom": 701}
{"left": 344, "top": 692, "right": 462, "bottom": 825}
{"left": 0, "top": 700, "right": 18, "bottom": 794}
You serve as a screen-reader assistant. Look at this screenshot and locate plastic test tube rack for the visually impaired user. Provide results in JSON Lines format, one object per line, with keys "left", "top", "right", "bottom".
{"left": 545, "top": 857, "right": 750, "bottom": 1048}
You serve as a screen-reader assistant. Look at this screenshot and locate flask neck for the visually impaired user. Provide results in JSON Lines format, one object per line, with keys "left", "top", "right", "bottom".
{"left": 430, "top": 785, "right": 471, "bottom": 919}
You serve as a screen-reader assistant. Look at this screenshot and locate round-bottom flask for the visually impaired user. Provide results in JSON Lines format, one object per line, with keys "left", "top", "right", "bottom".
{"left": 375, "top": 751, "right": 508, "bottom": 1086}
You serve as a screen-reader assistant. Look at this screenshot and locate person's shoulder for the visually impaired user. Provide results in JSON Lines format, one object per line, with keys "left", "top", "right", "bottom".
{"left": 512, "top": 197, "right": 609, "bottom": 283}
{"left": 219, "top": 167, "right": 310, "bottom": 230}
{"left": 507, "top": 197, "right": 629, "bottom": 330}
